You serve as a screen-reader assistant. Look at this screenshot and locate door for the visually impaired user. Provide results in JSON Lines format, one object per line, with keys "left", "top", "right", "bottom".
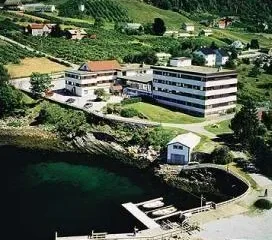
{"left": 170, "top": 154, "right": 185, "bottom": 165}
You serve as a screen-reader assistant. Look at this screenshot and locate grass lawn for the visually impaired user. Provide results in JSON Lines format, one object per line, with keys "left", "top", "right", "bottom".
{"left": 213, "top": 29, "right": 272, "bottom": 48}
{"left": 119, "top": 0, "right": 193, "bottom": 30}
{"left": 204, "top": 119, "right": 233, "bottom": 135}
{"left": 6, "top": 57, "right": 69, "bottom": 78}
{"left": 124, "top": 102, "right": 204, "bottom": 124}
{"left": 237, "top": 64, "right": 272, "bottom": 102}
{"left": 229, "top": 163, "right": 258, "bottom": 189}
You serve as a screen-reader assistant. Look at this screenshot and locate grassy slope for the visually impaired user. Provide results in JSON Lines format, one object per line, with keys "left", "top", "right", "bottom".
{"left": 118, "top": 0, "right": 192, "bottom": 29}
{"left": 204, "top": 119, "right": 233, "bottom": 135}
{"left": 213, "top": 29, "right": 272, "bottom": 48}
{"left": 123, "top": 102, "right": 204, "bottom": 124}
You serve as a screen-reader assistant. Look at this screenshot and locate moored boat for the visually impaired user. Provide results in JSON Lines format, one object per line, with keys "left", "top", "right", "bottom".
{"left": 143, "top": 200, "right": 164, "bottom": 209}
{"left": 151, "top": 206, "right": 177, "bottom": 216}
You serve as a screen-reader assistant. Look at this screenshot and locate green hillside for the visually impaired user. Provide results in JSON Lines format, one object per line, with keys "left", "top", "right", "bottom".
{"left": 118, "top": 0, "right": 191, "bottom": 29}
{"left": 54, "top": 0, "right": 192, "bottom": 29}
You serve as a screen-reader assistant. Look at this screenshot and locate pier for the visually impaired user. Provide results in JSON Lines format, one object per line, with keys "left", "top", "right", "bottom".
{"left": 56, "top": 197, "right": 216, "bottom": 240}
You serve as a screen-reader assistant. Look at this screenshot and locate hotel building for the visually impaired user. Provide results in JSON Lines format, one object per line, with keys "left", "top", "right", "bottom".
{"left": 152, "top": 64, "right": 237, "bottom": 117}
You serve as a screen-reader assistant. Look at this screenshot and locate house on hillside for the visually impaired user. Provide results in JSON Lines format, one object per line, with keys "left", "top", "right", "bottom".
{"left": 231, "top": 40, "right": 244, "bottom": 50}
{"left": 167, "top": 132, "right": 201, "bottom": 165}
{"left": 217, "top": 18, "right": 232, "bottom": 29}
{"left": 182, "top": 23, "right": 195, "bottom": 32}
{"left": 194, "top": 48, "right": 216, "bottom": 66}
{"left": 214, "top": 48, "right": 229, "bottom": 66}
{"left": 66, "top": 29, "right": 87, "bottom": 40}
{"left": 26, "top": 23, "right": 54, "bottom": 36}
{"left": 3, "top": 0, "right": 23, "bottom": 10}
{"left": 23, "top": 3, "right": 56, "bottom": 12}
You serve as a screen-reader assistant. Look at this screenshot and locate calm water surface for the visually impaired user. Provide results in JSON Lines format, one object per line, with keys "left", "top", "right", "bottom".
{"left": 4, "top": 145, "right": 199, "bottom": 240}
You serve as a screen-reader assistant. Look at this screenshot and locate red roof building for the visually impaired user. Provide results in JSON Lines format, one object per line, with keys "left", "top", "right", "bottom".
{"left": 79, "top": 60, "right": 121, "bottom": 72}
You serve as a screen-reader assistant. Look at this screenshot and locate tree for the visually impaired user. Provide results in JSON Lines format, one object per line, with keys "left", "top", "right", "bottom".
{"left": 262, "top": 110, "right": 272, "bottom": 130}
{"left": 94, "top": 88, "right": 106, "bottom": 99}
{"left": 210, "top": 41, "right": 218, "bottom": 50}
{"left": 0, "top": 64, "right": 9, "bottom": 86}
{"left": 265, "top": 64, "right": 272, "bottom": 74}
{"left": 152, "top": 18, "right": 166, "bottom": 36}
{"left": 50, "top": 24, "right": 63, "bottom": 37}
{"left": 248, "top": 65, "right": 261, "bottom": 77}
{"left": 0, "top": 85, "right": 23, "bottom": 117}
{"left": 192, "top": 54, "right": 206, "bottom": 66}
{"left": 94, "top": 17, "right": 105, "bottom": 28}
{"left": 250, "top": 39, "right": 260, "bottom": 49}
{"left": 225, "top": 59, "right": 236, "bottom": 69}
{"left": 30, "top": 73, "right": 52, "bottom": 98}
{"left": 210, "top": 146, "right": 233, "bottom": 165}
{"left": 230, "top": 100, "right": 261, "bottom": 148}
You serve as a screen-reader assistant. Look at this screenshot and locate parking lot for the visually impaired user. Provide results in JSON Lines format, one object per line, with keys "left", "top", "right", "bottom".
{"left": 11, "top": 77, "right": 123, "bottom": 112}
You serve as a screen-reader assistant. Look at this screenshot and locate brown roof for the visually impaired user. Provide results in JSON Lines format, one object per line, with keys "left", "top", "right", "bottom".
{"left": 84, "top": 60, "right": 121, "bottom": 72}
{"left": 28, "top": 23, "right": 45, "bottom": 29}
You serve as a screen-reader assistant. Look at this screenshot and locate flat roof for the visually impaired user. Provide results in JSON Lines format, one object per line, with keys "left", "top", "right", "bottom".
{"left": 65, "top": 69, "right": 115, "bottom": 75}
{"left": 120, "top": 64, "right": 151, "bottom": 71}
{"left": 118, "top": 74, "right": 153, "bottom": 83}
{"left": 151, "top": 65, "right": 237, "bottom": 76}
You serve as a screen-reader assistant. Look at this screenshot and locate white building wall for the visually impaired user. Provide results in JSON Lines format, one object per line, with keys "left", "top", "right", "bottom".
{"left": 167, "top": 143, "right": 190, "bottom": 165}
{"left": 170, "top": 59, "right": 192, "bottom": 67}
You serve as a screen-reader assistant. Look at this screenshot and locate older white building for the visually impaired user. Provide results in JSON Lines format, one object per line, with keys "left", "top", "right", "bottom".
{"left": 170, "top": 57, "right": 192, "bottom": 67}
{"left": 167, "top": 132, "right": 201, "bottom": 165}
{"left": 65, "top": 60, "right": 121, "bottom": 96}
{"left": 152, "top": 62, "right": 238, "bottom": 117}
{"left": 194, "top": 48, "right": 216, "bottom": 66}
{"left": 182, "top": 23, "right": 195, "bottom": 32}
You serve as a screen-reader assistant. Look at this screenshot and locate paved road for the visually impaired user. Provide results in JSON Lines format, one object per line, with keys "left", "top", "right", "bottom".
{"left": 0, "top": 34, "right": 78, "bottom": 68}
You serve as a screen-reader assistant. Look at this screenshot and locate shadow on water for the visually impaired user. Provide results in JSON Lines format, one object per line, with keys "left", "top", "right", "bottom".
{"left": 3, "top": 144, "right": 248, "bottom": 240}
{"left": 3, "top": 145, "right": 199, "bottom": 240}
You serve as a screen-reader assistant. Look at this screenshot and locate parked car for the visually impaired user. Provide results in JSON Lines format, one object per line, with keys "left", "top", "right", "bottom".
{"left": 65, "top": 98, "right": 75, "bottom": 103}
{"left": 83, "top": 103, "right": 93, "bottom": 109}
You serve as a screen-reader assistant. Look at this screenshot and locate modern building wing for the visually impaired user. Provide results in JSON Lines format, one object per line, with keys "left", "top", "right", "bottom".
{"left": 151, "top": 65, "right": 237, "bottom": 117}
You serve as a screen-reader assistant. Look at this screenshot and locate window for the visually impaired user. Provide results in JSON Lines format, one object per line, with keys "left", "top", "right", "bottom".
{"left": 173, "top": 145, "right": 183, "bottom": 150}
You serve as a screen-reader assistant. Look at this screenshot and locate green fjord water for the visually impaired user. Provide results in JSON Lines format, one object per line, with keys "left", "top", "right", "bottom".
{"left": 4, "top": 145, "right": 197, "bottom": 240}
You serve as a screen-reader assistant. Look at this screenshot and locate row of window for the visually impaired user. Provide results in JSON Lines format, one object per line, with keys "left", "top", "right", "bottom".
{"left": 65, "top": 72, "right": 117, "bottom": 80}
{"left": 154, "top": 95, "right": 236, "bottom": 110}
{"left": 153, "top": 88, "right": 236, "bottom": 100}
{"left": 65, "top": 80, "right": 113, "bottom": 87}
{"left": 153, "top": 70, "right": 237, "bottom": 82}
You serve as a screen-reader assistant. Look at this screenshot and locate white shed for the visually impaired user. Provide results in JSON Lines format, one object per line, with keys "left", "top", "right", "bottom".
{"left": 167, "top": 132, "right": 201, "bottom": 165}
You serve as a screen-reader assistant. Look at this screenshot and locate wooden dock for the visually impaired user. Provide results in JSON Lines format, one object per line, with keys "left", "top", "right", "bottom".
{"left": 122, "top": 202, "right": 160, "bottom": 229}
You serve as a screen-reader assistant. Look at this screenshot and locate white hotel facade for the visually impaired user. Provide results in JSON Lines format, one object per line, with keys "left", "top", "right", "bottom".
{"left": 151, "top": 65, "right": 237, "bottom": 117}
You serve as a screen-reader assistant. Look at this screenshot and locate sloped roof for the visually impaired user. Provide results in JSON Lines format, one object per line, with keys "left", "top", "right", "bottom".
{"left": 167, "top": 132, "right": 201, "bottom": 149}
{"left": 216, "top": 49, "right": 229, "bottom": 57}
{"left": 81, "top": 60, "right": 121, "bottom": 72}
{"left": 4, "top": 0, "right": 22, "bottom": 6}
{"left": 28, "top": 23, "right": 46, "bottom": 29}
{"left": 197, "top": 47, "right": 215, "bottom": 55}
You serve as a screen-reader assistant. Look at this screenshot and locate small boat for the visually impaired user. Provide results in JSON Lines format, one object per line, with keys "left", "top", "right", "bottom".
{"left": 152, "top": 206, "right": 177, "bottom": 216}
{"left": 143, "top": 200, "right": 164, "bottom": 209}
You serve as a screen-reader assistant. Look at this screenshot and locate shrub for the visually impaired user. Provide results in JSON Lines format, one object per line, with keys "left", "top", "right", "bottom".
{"left": 121, "top": 97, "right": 142, "bottom": 105}
{"left": 254, "top": 199, "right": 272, "bottom": 210}
{"left": 7, "top": 120, "right": 22, "bottom": 127}
{"left": 120, "top": 108, "right": 139, "bottom": 118}
{"left": 210, "top": 146, "right": 233, "bottom": 165}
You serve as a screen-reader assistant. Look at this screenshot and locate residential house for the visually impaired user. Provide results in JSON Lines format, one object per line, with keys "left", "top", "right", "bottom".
{"left": 167, "top": 132, "right": 201, "bottom": 165}
{"left": 214, "top": 49, "right": 229, "bottom": 66}
{"left": 182, "top": 23, "right": 195, "bottom": 32}
{"left": 152, "top": 61, "right": 238, "bottom": 117}
{"left": 78, "top": 4, "right": 85, "bottom": 12}
{"left": 194, "top": 48, "right": 216, "bottom": 66}
{"left": 66, "top": 29, "right": 87, "bottom": 40}
{"left": 200, "top": 29, "right": 213, "bottom": 36}
{"left": 26, "top": 23, "right": 53, "bottom": 36}
{"left": 65, "top": 60, "right": 121, "bottom": 96}
{"left": 3, "top": 0, "right": 23, "bottom": 10}
{"left": 217, "top": 18, "right": 232, "bottom": 29}
{"left": 231, "top": 40, "right": 244, "bottom": 50}
{"left": 23, "top": 3, "right": 56, "bottom": 12}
